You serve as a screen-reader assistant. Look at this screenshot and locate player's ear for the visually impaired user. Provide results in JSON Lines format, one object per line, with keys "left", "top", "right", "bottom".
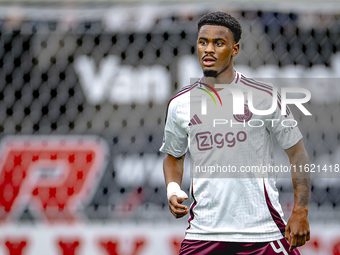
{"left": 232, "top": 43, "right": 240, "bottom": 57}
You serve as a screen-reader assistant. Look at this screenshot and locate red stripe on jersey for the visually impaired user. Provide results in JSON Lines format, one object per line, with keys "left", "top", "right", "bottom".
{"left": 177, "top": 84, "right": 194, "bottom": 94}
{"left": 241, "top": 75, "right": 273, "bottom": 90}
{"left": 187, "top": 181, "right": 197, "bottom": 230}
{"left": 235, "top": 72, "right": 240, "bottom": 83}
{"left": 264, "top": 184, "right": 286, "bottom": 236}
{"left": 193, "top": 114, "right": 202, "bottom": 124}
{"left": 278, "top": 92, "right": 291, "bottom": 115}
{"left": 241, "top": 77, "right": 290, "bottom": 116}
{"left": 240, "top": 80, "right": 273, "bottom": 97}
{"left": 240, "top": 80, "right": 290, "bottom": 116}
{"left": 164, "top": 83, "right": 198, "bottom": 124}
{"left": 168, "top": 83, "right": 198, "bottom": 105}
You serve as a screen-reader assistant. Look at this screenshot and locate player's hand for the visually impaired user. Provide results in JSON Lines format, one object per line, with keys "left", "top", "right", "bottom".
{"left": 285, "top": 206, "right": 310, "bottom": 252}
{"left": 169, "top": 195, "right": 189, "bottom": 219}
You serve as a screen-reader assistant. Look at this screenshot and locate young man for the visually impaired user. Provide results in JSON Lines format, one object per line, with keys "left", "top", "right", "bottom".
{"left": 160, "top": 11, "right": 310, "bottom": 254}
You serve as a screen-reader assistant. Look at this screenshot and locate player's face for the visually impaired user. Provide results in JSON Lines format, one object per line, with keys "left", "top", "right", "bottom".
{"left": 197, "top": 25, "right": 239, "bottom": 78}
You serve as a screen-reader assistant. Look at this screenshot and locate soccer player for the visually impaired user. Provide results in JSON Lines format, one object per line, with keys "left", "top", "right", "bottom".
{"left": 160, "top": 11, "right": 310, "bottom": 255}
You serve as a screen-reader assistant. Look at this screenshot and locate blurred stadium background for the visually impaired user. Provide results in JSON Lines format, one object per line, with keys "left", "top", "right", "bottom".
{"left": 0, "top": 0, "right": 340, "bottom": 254}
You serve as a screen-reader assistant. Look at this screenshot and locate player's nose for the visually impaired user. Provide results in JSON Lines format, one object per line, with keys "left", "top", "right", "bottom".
{"left": 205, "top": 42, "right": 215, "bottom": 54}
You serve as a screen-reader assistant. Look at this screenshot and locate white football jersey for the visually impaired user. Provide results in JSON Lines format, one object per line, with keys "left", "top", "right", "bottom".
{"left": 160, "top": 71, "right": 303, "bottom": 242}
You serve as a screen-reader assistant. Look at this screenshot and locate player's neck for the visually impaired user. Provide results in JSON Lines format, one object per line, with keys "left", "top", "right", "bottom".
{"left": 202, "top": 69, "right": 236, "bottom": 91}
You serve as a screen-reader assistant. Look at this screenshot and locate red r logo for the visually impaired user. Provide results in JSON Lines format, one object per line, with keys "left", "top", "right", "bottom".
{"left": 0, "top": 136, "right": 109, "bottom": 223}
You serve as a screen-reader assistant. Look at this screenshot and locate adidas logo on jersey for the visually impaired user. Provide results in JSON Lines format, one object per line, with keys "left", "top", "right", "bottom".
{"left": 188, "top": 114, "right": 202, "bottom": 126}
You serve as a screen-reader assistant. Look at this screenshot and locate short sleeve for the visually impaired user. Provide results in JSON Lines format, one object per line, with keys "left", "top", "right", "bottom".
{"left": 266, "top": 95, "right": 303, "bottom": 150}
{"left": 159, "top": 100, "right": 188, "bottom": 157}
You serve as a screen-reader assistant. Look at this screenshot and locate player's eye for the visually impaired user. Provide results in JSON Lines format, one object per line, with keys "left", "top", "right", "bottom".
{"left": 215, "top": 41, "right": 224, "bottom": 46}
{"left": 199, "top": 40, "right": 207, "bottom": 45}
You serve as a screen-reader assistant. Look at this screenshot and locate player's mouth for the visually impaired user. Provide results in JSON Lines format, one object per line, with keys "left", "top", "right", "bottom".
{"left": 202, "top": 56, "right": 216, "bottom": 67}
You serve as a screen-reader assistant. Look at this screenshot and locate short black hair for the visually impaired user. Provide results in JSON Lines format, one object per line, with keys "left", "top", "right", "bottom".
{"left": 198, "top": 11, "right": 242, "bottom": 43}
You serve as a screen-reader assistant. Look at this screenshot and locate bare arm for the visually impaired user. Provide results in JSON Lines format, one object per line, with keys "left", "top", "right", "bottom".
{"left": 163, "top": 153, "right": 189, "bottom": 218}
{"left": 163, "top": 153, "right": 186, "bottom": 187}
{"left": 284, "top": 139, "right": 311, "bottom": 251}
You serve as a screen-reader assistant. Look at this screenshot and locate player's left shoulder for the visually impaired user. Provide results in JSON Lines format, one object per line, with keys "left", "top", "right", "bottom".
{"left": 238, "top": 74, "right": 280, "bottom": 105}
{"left": 238, "top": 74, "right": 275, "bottom": 95}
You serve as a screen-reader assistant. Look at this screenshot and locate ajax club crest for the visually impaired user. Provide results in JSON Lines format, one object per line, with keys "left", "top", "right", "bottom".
{"left": 233, "top": 104, "right": 253, "bottom": 122}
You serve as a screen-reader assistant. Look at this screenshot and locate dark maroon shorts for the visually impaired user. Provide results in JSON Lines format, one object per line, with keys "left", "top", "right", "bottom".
{"left": 179, "top": 238, "right": 301, "bottom": 255}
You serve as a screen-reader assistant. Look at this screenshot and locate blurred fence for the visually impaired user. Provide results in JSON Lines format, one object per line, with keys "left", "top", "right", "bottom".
{"left": 0, "top": 4, "right": 340, "bottom": 254}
